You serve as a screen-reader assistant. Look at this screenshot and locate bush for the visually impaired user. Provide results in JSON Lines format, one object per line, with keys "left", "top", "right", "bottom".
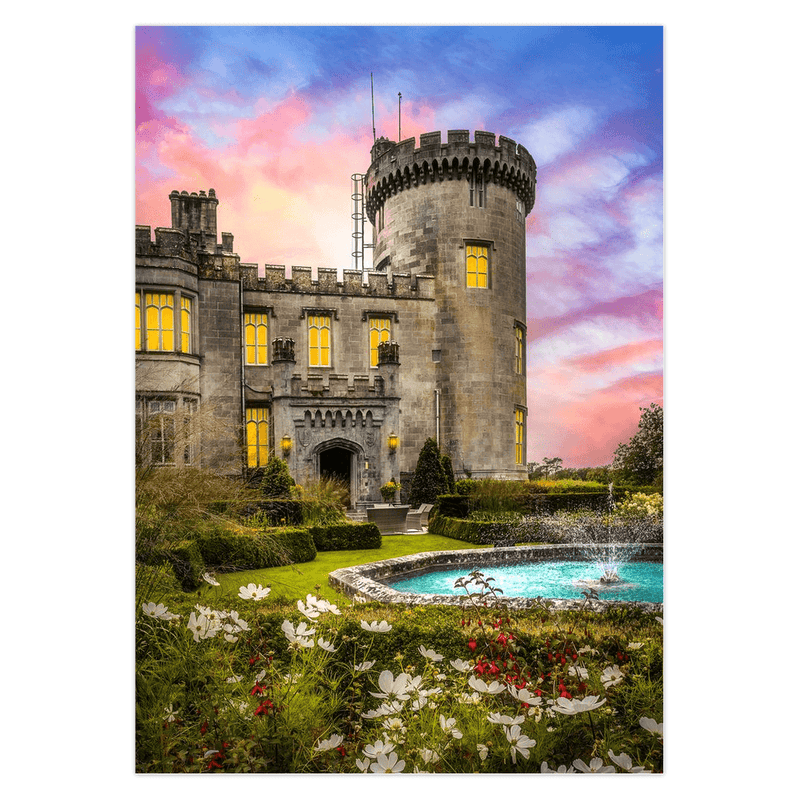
{"left": 455, "top": 478, "right": 478, "bottom": 496}
{"left": 275, "top": 527, "right": 317, "bottom": 563}
{"left": 295, "top": 478, "right": 349, "bottom": 526}
{"left": 616, "top": 492, "right": 663, "bottom": 519}
{"left": 441, "top": 454, "right": 456, "bottom": 494}
{"left": 436, "top": 494, "right": 470, "bottom": 519}
{"left": 164, "top": 539, "right": 205, "bottom": 591}
{"left": 236, "top": 500, "right": 305, "bottom": 526}
{"left": 192, "top": 524, "right": 294, "bottom": 571}
{"left": 260, "top": 456, "right": 296, "bottom": 498}
{"left": 408, "top": 438, "right": 449, "bottom": 507}
{"left": 428, "top": 515, "right": 515, "bottom": 546}
{"left": 308, "top": 522, "right": 382, "bottom": 552}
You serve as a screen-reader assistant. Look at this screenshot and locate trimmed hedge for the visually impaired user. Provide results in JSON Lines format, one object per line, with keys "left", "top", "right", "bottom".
{"left": 192, "top": 526, "right": 317, "bottom": 572}
{"left": 428, "top": 515, "right": 515, "bottom": 546}
{"left": 308, "top": 522, "right": 382, "bottom": 552}
{"left": 234, "top": 500, "right": 304, "bottom": 526}
{"left": 165, "top": 540, "right": 206, "bottom": 592}
{"left": 520, "top": 492, "right": 612, "bottom": 515}
{"left": 436, "top": 494, "right": 470, "bottom": 519}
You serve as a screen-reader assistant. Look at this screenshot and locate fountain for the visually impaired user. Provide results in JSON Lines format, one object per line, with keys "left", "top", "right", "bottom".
{"left": 328, "top": 483, "right": 663, "bottom": 610}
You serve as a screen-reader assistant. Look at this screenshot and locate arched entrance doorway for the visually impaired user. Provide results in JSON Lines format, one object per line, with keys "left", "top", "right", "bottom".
{"left": 317, "top": 442, "right": 361, "bottom": 508}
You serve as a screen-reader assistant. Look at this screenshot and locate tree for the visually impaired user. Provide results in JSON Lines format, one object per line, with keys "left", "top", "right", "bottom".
{"left": 542, "top": 457, "right": 563, "bottom": 478}
{"left": 440, "top": 453, "right": 456, "bottom": 495}
{"left": 612, "top": 403, "right": 663, "bottom": 487}
{"left": 260, "top": 455, "right": 296, "bottom": 498}
{"left": 408, "top": 438, "right": 449, "bottom": 507}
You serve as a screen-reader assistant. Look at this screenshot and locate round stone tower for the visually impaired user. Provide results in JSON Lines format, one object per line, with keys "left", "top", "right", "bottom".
{"left": 364, "top": 129, "right": 536, "bottom": 478}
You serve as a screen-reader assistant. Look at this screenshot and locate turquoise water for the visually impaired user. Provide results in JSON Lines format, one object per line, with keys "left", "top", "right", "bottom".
{"left": 386, "top": 560, "right": 663, "bottom": 603}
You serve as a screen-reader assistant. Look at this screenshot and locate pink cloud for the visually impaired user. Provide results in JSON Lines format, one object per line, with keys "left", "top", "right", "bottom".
{"left": 564, "top": 339, "right": 663, "bottom": 373}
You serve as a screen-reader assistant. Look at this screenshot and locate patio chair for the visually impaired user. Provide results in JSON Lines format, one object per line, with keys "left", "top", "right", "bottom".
{"left": 406, "top": 503, "right": 434, "bottom": 530}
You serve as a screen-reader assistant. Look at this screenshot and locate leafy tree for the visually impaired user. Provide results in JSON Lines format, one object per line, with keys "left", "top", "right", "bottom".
{"left": 612, "top": 403, "right": 663, "bottom": 488}
{"left": 260, "top": 455, "right": 296, "bottom": 498}
{"left": 542, "top": 457, "right": 563, "bottom": 478}
{"left": 408, "top": 438, "right": 449, "bottom": 507}
{"left": 440, "top": 453, "right": 456, "bottom": 494}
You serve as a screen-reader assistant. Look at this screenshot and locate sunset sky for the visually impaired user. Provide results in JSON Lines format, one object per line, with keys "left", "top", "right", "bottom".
{"left": 136, "top": 25, "right": 663, "bottom": 468}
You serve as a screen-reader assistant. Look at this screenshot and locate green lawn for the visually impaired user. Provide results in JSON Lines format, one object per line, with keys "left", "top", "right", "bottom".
{"left": 209, "top": 533, "right": 490, "bottom": 605}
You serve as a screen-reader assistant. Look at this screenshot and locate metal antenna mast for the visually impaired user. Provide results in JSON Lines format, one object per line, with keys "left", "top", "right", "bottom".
{"left": 371, "top": 73, "right": 376, "bottom": 143}
{"left": 398, "top": 92, "right": 402, "bottom": 140}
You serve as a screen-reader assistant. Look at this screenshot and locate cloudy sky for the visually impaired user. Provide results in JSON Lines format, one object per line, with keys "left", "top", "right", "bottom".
{"left": 136, "top": 25, "right": 663, "bottom": 468}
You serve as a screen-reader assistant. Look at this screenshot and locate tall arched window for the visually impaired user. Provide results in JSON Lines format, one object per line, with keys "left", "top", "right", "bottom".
{"left": 308, "top": 315, "right": 331, "bottom": 367}
{"left": 244, "top": 312, "right": 269, "bottom": 365}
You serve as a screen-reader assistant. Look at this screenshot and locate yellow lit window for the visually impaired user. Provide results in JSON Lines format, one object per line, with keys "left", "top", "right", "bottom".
{"left": 515, "top": 326, "right": 524, "bottom": 374}
{"left": 135, "top": 292, "right": 142, "bottom": 350}
{"left": 145, "top": 293, "right": 175, "bottom": 351}
{"left": 180, "top": 297, "right": 192, "bottom": 353}
{"left": 466, "top": 244, "right": 489, "bottom": 288}
{"left": 244, "top": 313, "right": 269, "bottom": 365}
{"left": 369, "top": 318, "right": 391, "bottom": 367}
{"left": 308, "top": 315, "right": 331, "bottom": 367}
{"left": 246, "top": 408, "right": 270, "bottom": 468}
{"left": 515, "top": 409, "right": 525, "bottom": 465}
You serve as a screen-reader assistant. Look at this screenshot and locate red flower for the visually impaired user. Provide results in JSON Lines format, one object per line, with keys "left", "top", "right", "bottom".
{"left": 559, "top": 689, "right": 572, "bottom": 699}
{"left": 250, "top": 682, "right": 264, "bottom": 696}
{"left": 468, "top": 639, "right": 477, "bottom": 651}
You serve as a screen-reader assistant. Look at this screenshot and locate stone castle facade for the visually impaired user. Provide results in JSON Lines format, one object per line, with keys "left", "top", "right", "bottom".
{"left": 135, "top": 129, "right": 537, "bottom": 506}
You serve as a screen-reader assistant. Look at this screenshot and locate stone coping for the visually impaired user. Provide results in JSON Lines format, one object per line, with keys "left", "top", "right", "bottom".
{"left": 328, "top": 543, "right": 663, "bottom": 613}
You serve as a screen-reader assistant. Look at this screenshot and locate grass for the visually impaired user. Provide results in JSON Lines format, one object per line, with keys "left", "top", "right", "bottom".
{"left": 207, "top": 533, "right": 491, "bottom": 604}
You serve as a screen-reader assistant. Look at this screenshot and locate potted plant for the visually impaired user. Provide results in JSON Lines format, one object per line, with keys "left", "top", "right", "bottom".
{"left": 379, "top": 479, "right": 401, "bottom": 504}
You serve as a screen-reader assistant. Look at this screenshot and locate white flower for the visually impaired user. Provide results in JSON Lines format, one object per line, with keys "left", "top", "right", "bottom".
{"left": 370, "top": 752, "right": 406, "bottom": 773}
{"left": 640, "top": 717, "right": 663, "bottom": 737}
{"left": 226, "top": 675, "right": 243, "bottom": 683}
{"left": 419, "top": 748, "right": 440, "bottom": 764}
{"left": 314, "top": 734, "right": 344, "bottom": 752}
{"left": 477, "top": 743, "right": 489, "bottom": 761}
{"left": 450, "top": 658, "right": 472, "bottom": 672}
{"left": 573, "top": 757, "right": 616, "bottom": 773}
{"left": 505, "top": 724, "right": 536, "bottom": 764}
{"left": 223, "top": 633, "right": 238, "bottom": 643}
{"left": 354, "top": 660, "right": 376, "bottom": 672}
{"left": 382, "top": 717, "right": 406, "bottom": 735}
{"left": 360, "top": 620, "right": 392, "bottom": 633}
{"left": 552, "top": 695, "right": 607, "bottom": 715}
{"left": 506, "top": 685, "right": 542, "bottom": 706}
{"left": 655, "top": 616, "right": 663, "bottom": 625}
{"left": 142, "top": 602, "right": 180, "bottom": 621}
{"left": 227, "top": 610, "right": 249, "bottom": 631}
{"left": 601, "top": 665, "right": 624, "bottom": 688}
{"left": 163, "top": 704, "right": 177, "bottom": 722}
{"left": 202, "top": 573, "right": 220, "bottom": 586}
{"left": 608, "top": 750, "right": 653, "bottom": 773}
{"left": 317, "top": 638, "right": 337, "bottom": 652}
{"left": 468, "top": 675, "right": 505, "bottom": 695}
{"left": 568, "top": 664, "right": 589, "bottom": 680}
{"left": 238, "top": 583, "right": 270, "bottom": 601}
{"left": 281, "top": 619, "right": 316, "bottom": 640}
{"left": 487, "top": 712, "right": 525, "bottom": 726}
{"left": 355, "top": 758, "right": 371, "bottom": 772}
{"left": 419, "top": 645, "right": 444, "bottom": 661}
{"left": 203, "top": 749, "right": 220, "bottom": 759}
{"left": 439, "top": 714, "right": 463, "bottom": 739}
{"left": 540, "top": 762, "right": 575, "bottom": 773}
{"left": 627, "top": 641, "right": 644, "bottom": 649}
{"left": 460, "top": 691, "right": 483, "bottom": 705}
{"left": 187, "top": 611, "right": 217, "bottom": 641}
{"left": 363, "top": 739, "right": 395, "bottom": 759}
{"left": 297, "top": 599, "right": 321, "bottom": 619}
{"left": 370, "top": 670, "right": 413, "bottom": 701}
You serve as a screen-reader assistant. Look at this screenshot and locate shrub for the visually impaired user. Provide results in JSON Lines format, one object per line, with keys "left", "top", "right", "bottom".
{"left": 455, "top": 478, "right": 478, "bottom": 496}
{"left": 408, "top": 438, "right": 449, "bottom": 507}
{"left": 441, "top": 454, "right": 456, "bottom": 494}
{"left": 616, "top": 492, "right": 664, "bottom": 519}
{"left": 295, "top": 477, "right": 349, "bottom": 526}
{"left": 428, "top": 515, "right": 515, "bottom": 545}
{"left": 275, "top": 526, "right": 317, "bottom": 563}
{"left": 260, "top": 456, "right": 296, "bottom": 498}
{"left": 192, "top": 524, "right": 293, "bottom": 571}
{"left": 237, "top": 500, "right": 305, "bottom": 526}
{"left": 436, "top": 494, "right": 470, "bottom": 519}
{"left": 164, "top": 539, "right": 205, "bottom": 591}
{"left": 308, "top": 522, "right": 382, "bottom": 552}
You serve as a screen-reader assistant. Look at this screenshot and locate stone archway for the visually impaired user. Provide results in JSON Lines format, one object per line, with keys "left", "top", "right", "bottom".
{"left": 314, "top": 439, "right": 364, "bottom": 509}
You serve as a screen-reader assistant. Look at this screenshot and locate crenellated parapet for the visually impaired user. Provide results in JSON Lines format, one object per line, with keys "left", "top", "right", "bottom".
{"left": 287, "top": 373, "right": 391, "bottom": 399}
{"left": 364, "top": 130, "right": 537, "bottom": 225}
{"left": 237, "top": 265, "right": 435, "bottom": 299}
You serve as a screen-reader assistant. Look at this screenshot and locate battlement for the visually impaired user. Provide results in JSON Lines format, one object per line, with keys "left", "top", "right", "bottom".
{"left": 365, "top": 129, "right": 536, "bottom": 223}
{"left": 135, "top": 224, "right": 237, "bottom": 263}
{"left": 289, "top": 372, "right": 389, "bottom": 399}
{"left": 237, "top": 265, "right": 435, "bottom": 299}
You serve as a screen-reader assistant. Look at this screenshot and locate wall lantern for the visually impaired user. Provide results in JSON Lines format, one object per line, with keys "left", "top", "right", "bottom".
{"left": 280, "top": 435, "right": 293, "bottom": 457}
{"left": 387, "top": 432, "right": 398, "bottom": 453}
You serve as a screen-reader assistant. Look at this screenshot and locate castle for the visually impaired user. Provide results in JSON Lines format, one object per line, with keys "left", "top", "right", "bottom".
{"left": 135, "top": 129, "right": 537, "bottom": 507}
